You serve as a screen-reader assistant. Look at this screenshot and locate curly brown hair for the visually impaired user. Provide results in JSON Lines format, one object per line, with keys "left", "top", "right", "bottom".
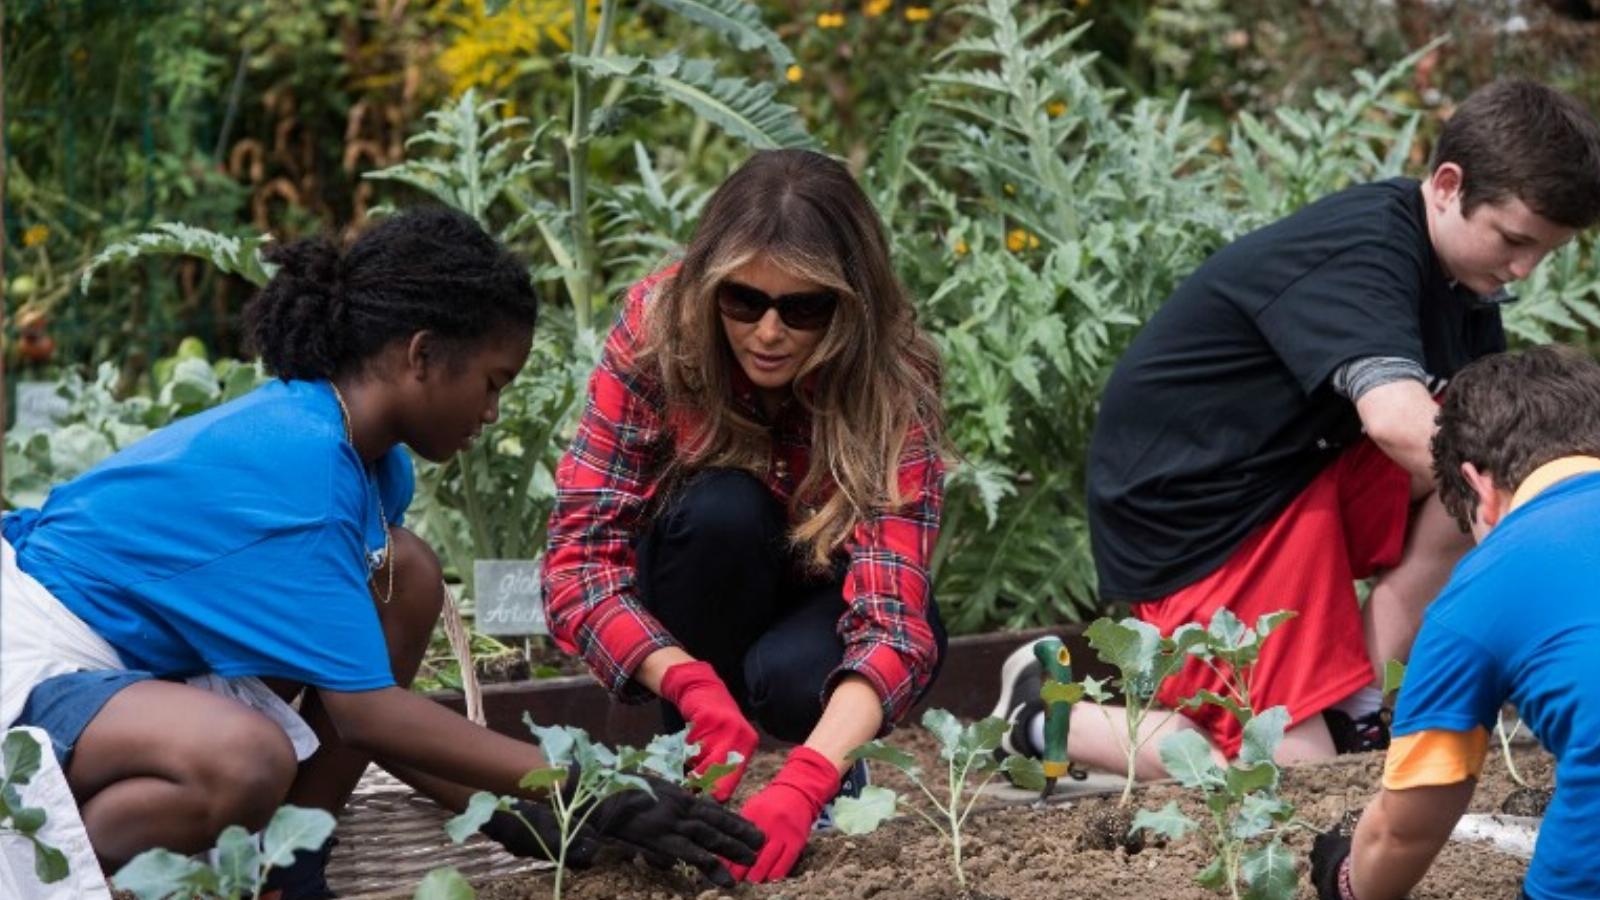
{"left": 1433, "top": 344, "right": 1600, "bottom": 531}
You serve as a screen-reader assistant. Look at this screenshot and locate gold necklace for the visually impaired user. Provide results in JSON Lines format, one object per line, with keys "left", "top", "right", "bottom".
{"left": 330, "top": 383, "right": 395, "bottom": 605}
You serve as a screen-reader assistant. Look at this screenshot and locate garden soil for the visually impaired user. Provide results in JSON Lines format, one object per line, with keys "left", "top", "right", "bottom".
{"left": 471, "top": 730, "right": 1550, "bottom": 900}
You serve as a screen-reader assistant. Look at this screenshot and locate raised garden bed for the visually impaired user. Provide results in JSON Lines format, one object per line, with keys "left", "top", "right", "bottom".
{"left": 456, "top": 733, "right": 1548, "bottom": 900}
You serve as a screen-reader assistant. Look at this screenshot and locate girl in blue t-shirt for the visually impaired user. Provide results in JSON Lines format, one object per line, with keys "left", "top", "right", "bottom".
{"left": 0, "top": 207, "right": 759, "bottom": 897}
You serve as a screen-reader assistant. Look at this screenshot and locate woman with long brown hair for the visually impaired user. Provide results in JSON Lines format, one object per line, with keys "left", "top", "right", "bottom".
{"left": 543, "top": 148, "right": 948, "bottom": 882}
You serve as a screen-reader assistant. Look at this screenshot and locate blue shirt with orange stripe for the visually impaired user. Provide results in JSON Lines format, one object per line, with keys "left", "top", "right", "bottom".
{"left": 1388, "top": 458, "right": 1600, "bottom": 900}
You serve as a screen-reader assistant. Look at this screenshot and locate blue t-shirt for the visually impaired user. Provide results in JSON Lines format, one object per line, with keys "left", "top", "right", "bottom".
{"left": 3, "top": 379, "right": 411, "bottom": 692}
{"left": 1393, "top": 472, "right": 1600, "bottom": 900}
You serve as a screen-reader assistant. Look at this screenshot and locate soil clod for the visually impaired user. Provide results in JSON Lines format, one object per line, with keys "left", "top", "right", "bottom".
{"left": 1501, "top": 786, "right": 1553, "bottom": 818}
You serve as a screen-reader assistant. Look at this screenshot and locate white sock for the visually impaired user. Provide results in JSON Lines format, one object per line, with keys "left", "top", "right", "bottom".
{"left": 1334, "top": 686, "right": 1383, "bottom": 719}
{"left": 1028, "top": 710, "right": 1047, "bottom": 757}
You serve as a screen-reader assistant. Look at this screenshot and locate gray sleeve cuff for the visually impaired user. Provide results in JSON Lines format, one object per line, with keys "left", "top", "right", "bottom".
{"left": 1331, "top": 356, "right": 1428, "bottom": 402}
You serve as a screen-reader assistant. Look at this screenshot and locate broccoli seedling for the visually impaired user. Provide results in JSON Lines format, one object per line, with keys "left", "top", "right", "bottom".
{"left": 1179, "top": 609, "right": 1295, "bottom": 728}
{"left": 1081, "top": 616, "right": 1209, "bottom": 805}
{"left": 828, "top": 709, "right": 1044, "bottom": 890}
{"left": 112, "top": 805, "right": 336, "bottom": 900}
{"left": 443, "top": 721, "right": 740, "bottom": 900}
{"left": 1, "top": 730, "right": 69, "bottom": 886}
{"left": 1132, "top": 707, "right": 1303, "bottom": 900}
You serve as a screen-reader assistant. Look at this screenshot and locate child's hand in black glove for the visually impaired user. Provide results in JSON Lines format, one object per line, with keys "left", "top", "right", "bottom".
{"left": 1310, "top": 827, "right": 1355, "bottom": 900}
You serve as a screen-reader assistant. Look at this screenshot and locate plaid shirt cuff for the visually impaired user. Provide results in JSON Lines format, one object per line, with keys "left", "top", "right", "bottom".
{"left": 575, "top": 602, "right": 681, "bottom": 705}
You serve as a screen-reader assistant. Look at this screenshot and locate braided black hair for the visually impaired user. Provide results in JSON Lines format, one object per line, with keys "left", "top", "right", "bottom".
{"left": 245, "top": 206, "right": 538, "bottom": 381}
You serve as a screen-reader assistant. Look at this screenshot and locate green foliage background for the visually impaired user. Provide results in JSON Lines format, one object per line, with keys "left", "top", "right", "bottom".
{"left": 6, "top": 0, "right": 1600, "bottom": 643}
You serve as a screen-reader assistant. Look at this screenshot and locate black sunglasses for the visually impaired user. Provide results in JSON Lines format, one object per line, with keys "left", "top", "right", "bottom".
{"left": 715, "top": 281, "right": 839, "bottom": 331}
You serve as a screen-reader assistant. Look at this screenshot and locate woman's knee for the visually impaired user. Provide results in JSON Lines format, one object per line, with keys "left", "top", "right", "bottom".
{"left": 186, "top": 713, "right": 297, "bottom": 832}
{"left": 663, "top": 468, "right": 783, "bottom": 553}
{"left": 742, "top": 637, "right": 839, "bottom": 742}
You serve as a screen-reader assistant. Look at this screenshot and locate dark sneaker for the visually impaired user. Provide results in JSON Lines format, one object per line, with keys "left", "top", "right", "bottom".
{"left": 813, "top": 757, "right": 870, "bottom": 832}
{"left": 262, "top": 836, "right": 339, "bottom": 900}
{"left": 1323, "top": 707, "right": 1392, "bottom": 755}
{"left": 990, "top": 638, "right": 1053, "bottom": 763}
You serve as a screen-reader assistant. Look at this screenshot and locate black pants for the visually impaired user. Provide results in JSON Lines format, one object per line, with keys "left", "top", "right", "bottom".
{"left": 637, "top": 468, "right": 947, "bottom": 742}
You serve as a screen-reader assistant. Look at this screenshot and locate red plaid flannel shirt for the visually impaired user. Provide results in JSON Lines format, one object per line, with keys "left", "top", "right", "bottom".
{"left": 542, "top": 271, "right": 945, "bottom": 729}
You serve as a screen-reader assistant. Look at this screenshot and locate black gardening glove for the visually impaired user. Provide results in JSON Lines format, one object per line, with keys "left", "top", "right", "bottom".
{"left": 585, "top": 773, "right": 765, "bottom": 888}
{"left": 1310, "top": 828, "right": 1354, "bottom": 900}
{"left": 480, "top": 798, "right": 603, "bottom": 869}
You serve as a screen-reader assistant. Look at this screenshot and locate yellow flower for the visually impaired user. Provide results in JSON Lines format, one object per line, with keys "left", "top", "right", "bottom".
{"left": 1047, "top": 101, "right": 1068, "bottom": 118}
{"left": 1003, "top": 183, "right": 1016, "bottom": 196}
{"left": 816, "top": 11, "right": 846, "bottom": 28}
{"left": 22, "top": 225, "right": 49, "bottom": 248}
{"left": 905, "top": 5, "right": 932, "bottom": 21}
{"left": 863, "top": 0, "right": 892, "bottom": 16}
{"left": 953, "top": 238, "right": 968, "bottom": 256}
{"left": 1006, "top": 229, "right": 1040, "bottom": 253}
{"left": 786, "top": 65, "right": 804, "bottom": 83}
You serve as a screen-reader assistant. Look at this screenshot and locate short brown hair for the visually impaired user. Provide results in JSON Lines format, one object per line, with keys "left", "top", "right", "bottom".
{"left": 1433, "top": 345, "right": 1600, "bottom": 531}
{"left": 1431, "top": 79, "right": 1600, "bottom": 229}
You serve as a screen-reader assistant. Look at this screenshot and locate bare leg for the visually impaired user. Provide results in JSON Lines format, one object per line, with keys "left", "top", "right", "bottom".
{"left": 66, "top": 682, "right": 298, "bottom": 869}
{"left": 1066, "top": 702, "right": 1337, "bottom": 779}
{"left": 1364, "top": 491, "right": 1472, "bottom": 680}
{"left": 284, "top": 526, "right": 444, "bottom": 814}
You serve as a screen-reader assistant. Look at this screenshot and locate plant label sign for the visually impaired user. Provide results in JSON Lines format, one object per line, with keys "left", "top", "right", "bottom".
{"left": 13, "top": 381, "right": 69, "bottom": 430}
{"left": 474, "top": 559, "right": 547, "bottom": 636}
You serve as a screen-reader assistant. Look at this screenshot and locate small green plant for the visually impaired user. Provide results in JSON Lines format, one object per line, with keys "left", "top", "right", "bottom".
{"left": 439, "top": 720, "right": 738, "bottom": 900}
{"left": 0, "top": 730, "right": 69, "bottom": 886}
{"left": 1132, "top": 707, "right": 1301, "bottom": 900}
{"left": 111, "top": 805, "right": 335, "bottom": 900}
{"left": 1177, "top": 609, "right": 1296, "bottom": 727}
{"left": 828, "top": 709, "right": 1044, "bottom": 890}
{"left": 1080, "top": 616, "right": 1209, "bottom": 805}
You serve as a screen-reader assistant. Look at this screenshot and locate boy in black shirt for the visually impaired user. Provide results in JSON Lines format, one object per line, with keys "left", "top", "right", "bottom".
{"left": 993, "top": 80, "right": 1600, "bottom": 776}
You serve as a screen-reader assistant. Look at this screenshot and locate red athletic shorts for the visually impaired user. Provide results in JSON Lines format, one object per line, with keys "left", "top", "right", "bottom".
{"left": 1133, "top": 438, "right": 1412, "bottom": 757}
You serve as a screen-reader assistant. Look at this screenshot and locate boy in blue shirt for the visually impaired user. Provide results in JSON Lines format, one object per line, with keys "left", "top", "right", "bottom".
{"left": 1312, "top": 344, "right": 1600, "bottom": 900}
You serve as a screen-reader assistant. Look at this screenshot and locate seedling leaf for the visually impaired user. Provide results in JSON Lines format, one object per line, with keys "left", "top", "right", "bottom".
{"left": 448, "top": 792, "right": 508, "bottom": 844}
{"left": 519, "top": 767, "right": 570, "bottom": 793}
{"left": 8, "top": 805, "right": 45, "bottom": 831}
{"left": 261, "top": 805, "right": 336, "bottom": 870}
{"left": 831, "top": 784, "right": 898, "bottom": 835}
{"left": 113, "top": 849, "right": 218, "bottom": 899}
{"left": 1158, "top": 730, "right": 1223, "bottom": 788}
{"left": 1079, "top": 675, "right": 1112, "bottom": 703}
{"left": 849, "top": 740, "right": 921, "bottom": 776}
{"left": 213, "top": 825, "right": 259, "bottom": 889}
{"left": 2, "top": 731, "right": 43, "bottom": 786}
{"left": 1001, "top": 755, "right": 1047, "bottom": 792}
{"left": 685, "top": 752, "right": 743, "bottom": 793}
{"left": 1231, "top": 791, "right": 1289, "bottom": 839}
{"left": 527, "top": 718, "right": 579, "bottom": 766}
{"left": 32, "top": 842, "right": 68, "bottom": 885}
{"left": 1238, "top": 706, "right": 1290, "bottom": 766}
{"left": 1224, "top": 760, "right": 1278, "bottom": 799}
{"left": 1085, "top": 617, "right": 1160, "bottom": 680}
{"left": 922, "top": 708, "right": 965, "bottom": 759}
{"left": 1195, "top": 857, "right": 1227, "bottom": 890}
{"left": 414, "top": 865, "right": 477, "bottom": 900}
{"left": 1131, "top": 801, "right": 1197, "bottom": 841}
{"left": 1253, "top": 611, "right": 1295, "bottom": 643}
{"left": 1187, "top": 689, "right": 1250, "bottom": 726}
{"left": 1241, "top": 839, "right": 1298, "bottom": 899}
{"left": 957, "top": 716, "right": 1010, "bottom": 759}
{"left": 1206, "top": 608, "right": 1246, "bottom": 647}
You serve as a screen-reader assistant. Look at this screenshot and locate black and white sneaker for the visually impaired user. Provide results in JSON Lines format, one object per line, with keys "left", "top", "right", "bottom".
{"left": 990, "top": 637, "right": 1052, "bottom": 762}
{"left": 1323, "top": 707, "right": 1392, "bottom": 755}
{"left": 813, "top": 757, "right": 870, "bottom": 832}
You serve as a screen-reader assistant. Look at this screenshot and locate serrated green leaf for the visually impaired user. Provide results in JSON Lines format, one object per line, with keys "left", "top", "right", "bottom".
{"left": 1158, "top": 730, "right": 1222, "bottom": 788}
{"left": 638, "top": 0, "right": 794, "bottom": 70}
{"left": 1206, "top": 608, "right": 1247, "bottom": 647}
{"left": 519, "top": 767, "right": 569, "bottom": 793}
{"left": 261, "top": 806, "right": 336, "bottom": 870}
{"left": 831, "top": 784, "right": 898, "bottom": 835}
{"left": 1085, "top": 617, "right": 1161, "bottom": 681}
{"left": 527, "top": 720, "right": 580, "bottom": 767}
{"left": 113, "top": 849, "right": 216, "bottom": 899}
{"left": 1224, "top": 760, "right": 1279, "bottom": 799}
{"left": 1041, "top": 681, "right": 1084, "bottom": 704}
{"left": 958, "top": 715, "right": 1011, "bottom": 759}
{"left": 447, "top": 792, "right": 508, "bottom": 845}
{"left": 7, "top": 805, "right": 45, "bottom": 832}
{"left": 414, "top": 865, "right": 477, "bottom": 900}
{"left": 686, "top": 752, "right": 742, "bottom": 793}
{"left": 1195, "top": 856, "right": 1228, "bottom": 890}
{"left": 1187, "top": 689, "right": 1251, "bottom": 727}
{"left": 1080, "top": 675, "right": 1112, "bottom": 703}
{"left": 1131, "top": 801, "right": 1197, "bottom": 841}
{"left": 922, "top": 708, "right": 964, "bottom": 758}
{"left": 81, "top": 224, "right": 276, "bottom": 292}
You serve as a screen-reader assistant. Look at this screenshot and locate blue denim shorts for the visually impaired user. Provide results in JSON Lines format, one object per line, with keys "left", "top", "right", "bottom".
{"left": 13, "top": 669, "right": 155, "bottom": 765}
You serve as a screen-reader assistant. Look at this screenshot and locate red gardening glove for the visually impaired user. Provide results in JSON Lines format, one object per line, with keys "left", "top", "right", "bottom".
{"left": 728, "top": 746, "right": 839, "bottom": 883}
{"left": 660, "top": 660, "right": 759, "bottom": 802}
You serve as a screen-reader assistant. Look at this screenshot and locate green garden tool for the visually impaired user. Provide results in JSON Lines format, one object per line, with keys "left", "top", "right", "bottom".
{"left": 1035, "top": 637, "right": 1089, "bottom": 799}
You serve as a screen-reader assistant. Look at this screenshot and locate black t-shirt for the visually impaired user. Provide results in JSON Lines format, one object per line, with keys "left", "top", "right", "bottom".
{"left": 1087, "top": 178, "right": 1505, "bottom": 602}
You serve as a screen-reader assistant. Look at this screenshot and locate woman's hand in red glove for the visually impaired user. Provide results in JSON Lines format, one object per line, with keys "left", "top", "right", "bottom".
{"left": 660, "top": 660, "right": 760, "bottom": 802}
{"left": 728, "top": 746, "right": 839, "bottom": 883}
